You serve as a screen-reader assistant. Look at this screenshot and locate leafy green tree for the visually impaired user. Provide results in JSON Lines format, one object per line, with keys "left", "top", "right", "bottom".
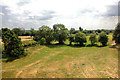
{"left": 2, "top": 28, "right": 26, "bottom": 58}
{"left": 30, "top": 28, "right": 36, "bottom": 37}
{"left": 20, "top": 27, "right": 26, "bottom": 36}
{"left": 89, "top": 33, "right": 97, "bottom": 45}
{"left": 33, "top": 26, "right": 54, "bottom": 44}
{"left": 95, "top": 29, "right": 101, "bottom": 33}
{"left": 113, "top": 23, "right": 120, "bottom": 44}
{"left": 12, "top": 28, "right": 21, "bottom": 36}
{"left": 40, "top": 38, "right": 46, "bottom": 45}
{"left": 70, "top": 28, "right": 75, "bottom": 34}
{"left": 24, "top": 31, "right": 31, "bottom": 36}
{"left": 53, "top": 24, "right": 69, "bottom": 44}
{"left": 79, "top": 27, "right": 83, "bottom": 31}
{"left": 75, "top": 32, "right": 87, "bottom": 45}
{"left": 98, "top": 32, "right": 108, "bottom": 46}
{"left": 68, "top": 34, "right": 75, "bottom": 45}
{"left": 12, "top": 27, "right": 26, "bottom": 36}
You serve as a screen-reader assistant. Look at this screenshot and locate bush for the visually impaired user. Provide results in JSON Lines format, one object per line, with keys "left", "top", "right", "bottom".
{"left": 2, "top": 28, "right": 27, "bottom": 58}
{"left": 89, "top": 33, "right": 97, "bottom": 45}
{"left": 98, "top": 32, "right": 108, "bottom": 46}
{"left": 75, "top": 32, "right": 87, "bottom": 45}
{"left": 40, "top": 38, "right": 46, "bottom": 45}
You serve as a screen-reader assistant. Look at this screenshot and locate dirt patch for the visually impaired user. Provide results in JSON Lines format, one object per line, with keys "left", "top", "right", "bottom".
{"left": 16, "top": 60, "right": 41, "bottom": 78}
{"left": 50, "top": 51, "right": 63, "bottom": 56}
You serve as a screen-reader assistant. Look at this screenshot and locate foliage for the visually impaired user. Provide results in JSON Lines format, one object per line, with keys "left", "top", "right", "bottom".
{"left": 68, "top": 34, "right": 75, "bottom": 45}
{"left": 89, "top": 33, "right": 97, "bottom": 45}
{"left": 33, "top": 26, "right": 54, "bottom": 44}
{"left": 95, "top": 29, "right": 101, "bottom": 33}
{"left": 98, "top": 32, "right": 108, "bottom": 46}
{"left": 12, "top": 27, "right": 26, "bottom": 36}
{"left": 30, "top": 28, "right": 36, "bottom": 37}
{"left": 22, "top": 40, "right": 38, "bottom": 47}
{"left": 12, "top": 28, "right": 22, "bottom": 36}
{"left": 2, "top": 28, "right": 26, "bottom": 58}
{"left": 24, "top": 31, "right": 31, "bottom": 36}
{"left": 53, "top": 24, "right": 69, "bottom": 44}
{"left": 40, "top": 38, "right": 46, "bottom": 45}
{"left": 113, "top": 23, "right": 120, "bottom": 44}
{"left": 75, "top": 32, "right": 87, "bottom": 45}
{"left": 79, "top": 27, "right": 83, "bottom": 31}
{"left": 0, "top": 29, "right": 1, "bottom": 37}
{"left": 70, "top": 28, "right": 75, "bottom": 34}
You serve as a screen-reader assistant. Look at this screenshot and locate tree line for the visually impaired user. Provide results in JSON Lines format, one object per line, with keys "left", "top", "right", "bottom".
{"left": 33, "top": 24, "right": 109, "bottom": 46}
{"left": 7, "top": 26, "right": 113, "bottom": 37}
{"left": 1, "top": 23, "right": 120, "bottom": 59}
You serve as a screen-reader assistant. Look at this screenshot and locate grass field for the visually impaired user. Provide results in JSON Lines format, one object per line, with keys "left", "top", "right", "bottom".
{"left": 2, "top": 34, "right": 119, "bottom": 78}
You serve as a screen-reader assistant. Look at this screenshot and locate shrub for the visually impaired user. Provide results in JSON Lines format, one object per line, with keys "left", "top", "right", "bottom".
{"left": 2, "top": 28, "right": 27, "bottom": 58}
{"left": 40, "top": 38, "right": 46, "bottom": 45}
{"left": 98, "top": 32, "right": 108, "bottom": 46}
{"left": 89, "top": 33, "right": 97, "bottom": 45}
{"left": 75, "top": 32, "right": 87, "bottom": 45}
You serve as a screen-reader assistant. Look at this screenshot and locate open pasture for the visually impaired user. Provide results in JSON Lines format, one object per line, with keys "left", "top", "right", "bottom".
{"left": 2, "top": 34, "right": 119, "bottom": 78}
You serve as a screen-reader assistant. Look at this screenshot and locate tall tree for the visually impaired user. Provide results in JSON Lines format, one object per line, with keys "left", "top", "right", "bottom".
{"left": 113, "top": 23, "right": 120, "bottom": 44}
{"left": 68, "top": 34, "right": 75, "bottom": 45}
{"left": 30, "top": 28, "right": 36, "bottom": 37}
{"left": 70, "top": 28, "right": 75, "bottom": 34}
{"left": 33, "top": 26, "right": 54, "bottom": 44}
{"left": 79, "top": 27, "right": 83, "bottom": 31}
{"left": 12, "top": 28, "right": 21, "bottom": 36}
{"left": 98, "top": 32, "right": 108, "bottom": 46}
{"left": 2, "top": 28, "right": 26, "bottom": 58}
{"left": 75, "top": 32, "right": 87, "bottom": 46}
{"left": 53, "top": 24, "right": 69, "bottom": 44}
{"left": 89, "top": 33, "right": 97, "bottom": 45}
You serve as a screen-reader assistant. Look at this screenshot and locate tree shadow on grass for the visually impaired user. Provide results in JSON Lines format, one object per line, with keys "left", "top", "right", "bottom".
{"left": 68, "top": 44, "right": 107, "bottom": 48}
{"left": 2, "top": 52, "right": 27, "bottom": 63}
{"left": 46, "top": 43, "right": 66, "bottom": 48}
{"left": 2, "top": 56, "right": 18, "bottom": 63}
{"left": 67, "top": 44, "right": 86, "bottom": 48}
{"left": 95, "top": 44, "right": 107, "bottom": 47}
{"left": 47, "top": 43, "right": 107, "bottom": 48}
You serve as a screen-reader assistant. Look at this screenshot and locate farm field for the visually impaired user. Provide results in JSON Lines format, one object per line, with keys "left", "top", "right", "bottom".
{"left": 2, "top": 34, "right": 119, "bottom": 78}
{"left": 19, "top": 36, "right": 33, "bottom": 41}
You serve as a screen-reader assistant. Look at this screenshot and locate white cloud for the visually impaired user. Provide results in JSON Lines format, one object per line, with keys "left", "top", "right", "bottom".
{"left": 0, "top": 0, "right": 119, "bottom": 30}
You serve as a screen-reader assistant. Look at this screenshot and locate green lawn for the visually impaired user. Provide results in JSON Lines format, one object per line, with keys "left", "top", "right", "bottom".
{"left": 2, "top": 34, "right": 118, "bottom": 78}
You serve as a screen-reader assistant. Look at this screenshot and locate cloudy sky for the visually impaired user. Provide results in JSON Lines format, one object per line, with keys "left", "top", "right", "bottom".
{"left": 0, "top": 0, "right": 119, "bottom": 30}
